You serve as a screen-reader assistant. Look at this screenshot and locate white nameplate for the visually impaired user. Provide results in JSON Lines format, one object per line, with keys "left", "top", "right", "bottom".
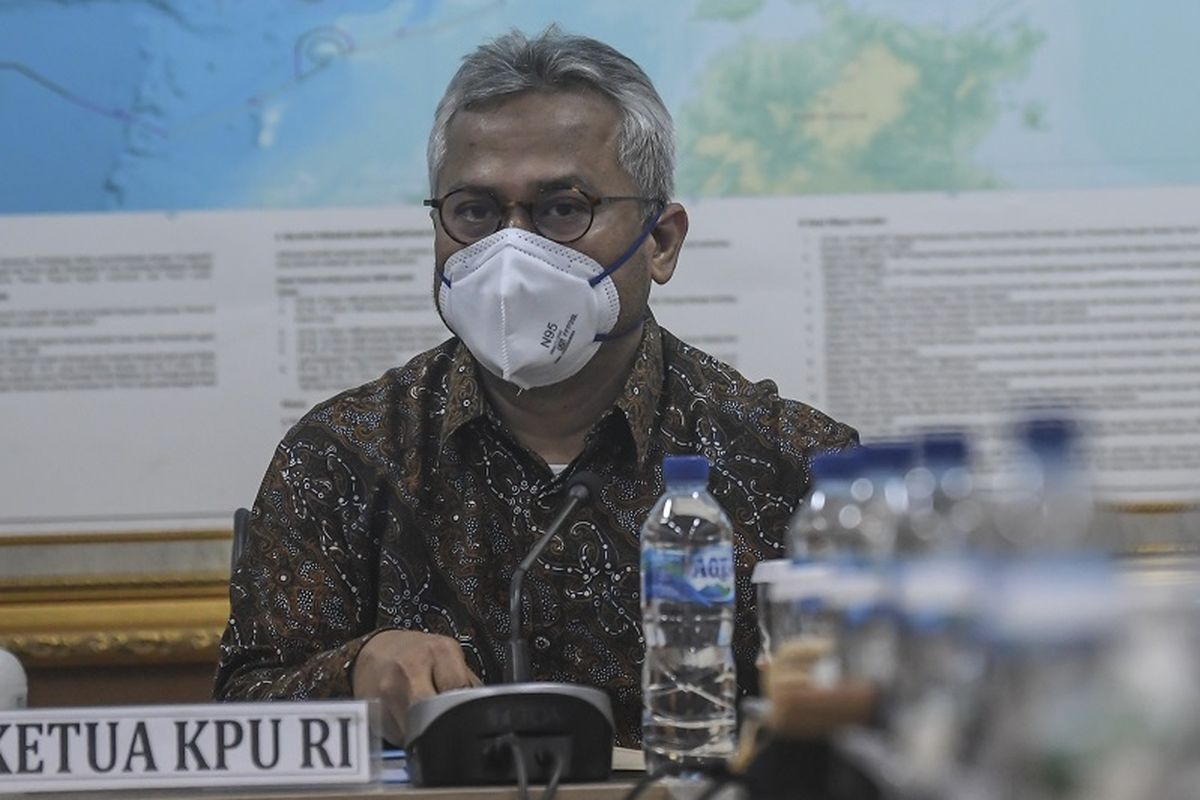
{"left": 0, "top": 700, "right": 377, "bottom": 793}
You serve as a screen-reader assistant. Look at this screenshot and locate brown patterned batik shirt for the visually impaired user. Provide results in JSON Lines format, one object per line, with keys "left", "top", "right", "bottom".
{"left": 214, "top": 319, "right": 857, "bottom": 745}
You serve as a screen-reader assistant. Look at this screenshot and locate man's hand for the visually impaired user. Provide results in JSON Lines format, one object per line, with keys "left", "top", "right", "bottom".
{"left": 352, "top": 629, "right": 482, "bottom": 744}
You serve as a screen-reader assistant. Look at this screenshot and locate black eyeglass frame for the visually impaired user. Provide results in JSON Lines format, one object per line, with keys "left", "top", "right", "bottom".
{"left": 423, "top": 186, "right": 665, "bottom": 245}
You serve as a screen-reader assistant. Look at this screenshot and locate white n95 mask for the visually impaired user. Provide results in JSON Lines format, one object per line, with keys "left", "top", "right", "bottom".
{"left": 437, "top": 220, "right": 657, "bottom": 390}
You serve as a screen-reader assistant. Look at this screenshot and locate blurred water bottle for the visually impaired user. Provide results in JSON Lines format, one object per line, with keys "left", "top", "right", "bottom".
{"left": 885, "top": 436, "right": 987, "bottom": 792}
{"left": 778, "top": 449, "right": 868, "bottom": 688}
{"left": 858, "top": 442, "right": 917, "bottom": 559}
{"left": 903, "top": 431, "right": 986, "bottom": 554}
{"left": 992, "top": 413, "right": 1096, "bottom": 554}
{"left": 1102, "top": 573, "right": 1200, "bottom": 800}
{"left": 641, "top": 455, "right": 737, "bottom": 775}
{"left": 834, "top": 443, "right": 915, "bottom": 696}
{"left": 835, "top": 565, "right": 895, "bottom": 693}
{"left": 973, "top": 557, "right": 1122, "bottom": 800}
{"left": 890, "top": 553, "right": 986, "bottom": 793}
{"left": 788, "top": 449, "right": 864, "bottom": 561}
{"left": 788, "top": 447, "right": 898, "bottom": 699}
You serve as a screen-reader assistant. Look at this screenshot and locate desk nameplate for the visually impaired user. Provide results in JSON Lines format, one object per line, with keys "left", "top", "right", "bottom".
{"left": 0, "top": 700, "right": 377, "bottom": 793}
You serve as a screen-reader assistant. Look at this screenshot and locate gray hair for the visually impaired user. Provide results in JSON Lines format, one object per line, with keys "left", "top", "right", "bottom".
{"left": 427, "top": 26, "right": 675, "bottom": 201}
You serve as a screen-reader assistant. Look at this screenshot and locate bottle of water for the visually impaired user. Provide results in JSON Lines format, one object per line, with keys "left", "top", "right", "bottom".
{"left": 992, "top": 412, "right": 1096, "bottom": 554}
{"left": 888, "top": 432, "right": 988, "bottom": 791}
{"left": 1106, "top": 574, "right": 1200, "bottom": 799}
{"left": 891, "top": 551, "right": 986, "bottom": 792}
{"left": 641, "top": 455, "right": 737, "bottom": 775}
{"left": 777, "top": 448, "right": 865, "bottom": 690}
{"left": 968, "top": 411, "right": 1117, "bottom": 798}
{"left": 973, "top": 557, "right": 1122, "bottom": 800}
{"left": 784, "top": 447, "right": 897, "bottom": 712}
{"left": 788, "top": 448, "right": 865, "bottom": 561}
{"left": 905, "top": 431, "right": 985, "bottom": 554}
{"left": 834, "top": 443, "right": 913, "bottom": 693}
{"left": 858, "top": 441, "right": 916, "bottom": 558}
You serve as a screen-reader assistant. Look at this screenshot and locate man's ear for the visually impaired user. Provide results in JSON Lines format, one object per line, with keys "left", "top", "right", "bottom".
{"left": 648, "top": 202, "right": 688, "bottom": 285}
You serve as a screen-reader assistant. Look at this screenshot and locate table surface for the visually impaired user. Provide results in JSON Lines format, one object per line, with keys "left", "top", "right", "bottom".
{"left": 17, "top": 774, "right": 688, "bottom": 800}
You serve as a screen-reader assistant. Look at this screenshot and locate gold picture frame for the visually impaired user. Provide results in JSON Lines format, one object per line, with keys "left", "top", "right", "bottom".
{"left": 0, "top": 529, "right": 233, "bottom": 670}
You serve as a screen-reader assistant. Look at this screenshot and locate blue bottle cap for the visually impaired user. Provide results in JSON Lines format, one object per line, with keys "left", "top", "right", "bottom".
{"left": 810, "top": 448, "right": 862, "bottom": 482}
{"left": 1017, "top": 414, "right": 1079, "bottom": 456}
{"left": 920, "top": 431, "right": 970, "bottom": 468}
{"left": 663, "top": 455, "right": 709, "bottom": 485}
{"left": 860, "top": 441, "right": 917, "bottom": 474}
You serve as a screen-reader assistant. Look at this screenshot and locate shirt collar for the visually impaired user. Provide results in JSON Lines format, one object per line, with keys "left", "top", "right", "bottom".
{"left": 611, "top": 317, "right": 664, "bottom": 468}
{"left": 437, "top": 317, "right": 665, "bottom": 466}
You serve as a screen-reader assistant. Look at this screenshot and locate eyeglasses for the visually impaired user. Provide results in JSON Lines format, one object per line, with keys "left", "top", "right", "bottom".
{"left": 424, "top": 186, "right": 663, "bottom": 245}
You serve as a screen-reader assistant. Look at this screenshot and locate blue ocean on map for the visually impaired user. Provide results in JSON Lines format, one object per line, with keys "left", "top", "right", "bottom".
{"left": 2, "top": 0, "right": 1199, "bottom": 214}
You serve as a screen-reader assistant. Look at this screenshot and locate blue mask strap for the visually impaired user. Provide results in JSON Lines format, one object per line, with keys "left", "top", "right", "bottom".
{"left": 586, "top": 203, "right": 666, "bottom": 287}
{"left": 590, "top": 204, "right": 666, "bottom": 343}
{"left": 594, "top": 308, "right": 650, "bottom": 343}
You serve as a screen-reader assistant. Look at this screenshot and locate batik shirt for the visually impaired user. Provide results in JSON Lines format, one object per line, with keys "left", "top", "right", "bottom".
{"left": 214, "top": 319, "right": 857, "bottom": 745}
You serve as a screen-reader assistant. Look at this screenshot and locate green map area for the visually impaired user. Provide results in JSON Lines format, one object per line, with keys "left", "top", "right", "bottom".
{"left": 680, "top": 0, "right": 1043, "bottom": 194}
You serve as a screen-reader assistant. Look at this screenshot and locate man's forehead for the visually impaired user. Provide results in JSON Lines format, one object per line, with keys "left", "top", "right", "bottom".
{"left": 437, "top": 88, "right": 627, "bottom": 193}
{"left": 447, "top": 88, "right": 620, "bottom": 143}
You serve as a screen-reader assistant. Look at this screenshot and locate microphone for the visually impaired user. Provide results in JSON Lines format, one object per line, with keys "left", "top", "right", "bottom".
{"left": 403, "top": 470, "right": 615, "bottom": 788}
{"left": 507, "top": 470, "right": 603, "bottom": 683}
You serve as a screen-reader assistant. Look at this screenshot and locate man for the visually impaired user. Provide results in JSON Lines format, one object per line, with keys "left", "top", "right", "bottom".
{"left": 214, "top": 27, "right": 856, "bottom": 747}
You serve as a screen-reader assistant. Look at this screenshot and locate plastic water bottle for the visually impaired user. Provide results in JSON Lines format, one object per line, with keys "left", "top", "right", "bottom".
{"left": 835, "top": 443, "right": 912, "bottom": 692}
{"left": 857, "top": 441, "right": 916, "bottom": 558}
{"left": 904, "top": 431, "right": 985, "bottom": 554}
{"left": 888, "top": 433, "right": 988, "bottom": 791}
{"left": 775, "top": 449, "right": 864, "bottom": 688}
{"left": 782, "top": 448, "right": 897, "bottom": 710}
{"left": 967, "top": 412, "right": 1118, "bottom": 798}
{"left": 891, "top": 553, "right": 986, "bottom": 792}
{"left": 974, "top": 558, "right": 1122, "bottom": 800}
{"left": 1104, "top": 574, "right": 1200, "bottom": 799}
{"left": 992, "top": 413, "right": 1096, "bottom": 554}
{"left": 788, "top": 449, "right": 864, "bottom": 561}
{"left": 641, "top": 455, "right": 737, "bottom": 775}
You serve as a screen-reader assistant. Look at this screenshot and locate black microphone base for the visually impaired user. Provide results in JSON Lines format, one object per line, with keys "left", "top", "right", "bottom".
{"left": 403, "top": 683, "right": 615, "bottom": 787}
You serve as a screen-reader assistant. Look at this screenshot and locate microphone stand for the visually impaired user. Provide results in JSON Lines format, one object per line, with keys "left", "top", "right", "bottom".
{"left": 403, "top": 471, "right": 615, "bottom": 788}
{"left": 506, "top": 477, "right": 597, "bottom": 683}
